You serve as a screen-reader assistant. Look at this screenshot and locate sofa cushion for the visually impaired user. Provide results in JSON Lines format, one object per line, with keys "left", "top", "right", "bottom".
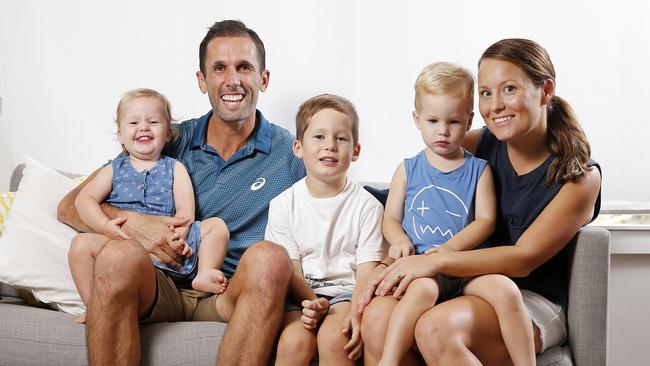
{"left": 0, "top": 303, "right": 227, "bottom": 365}
{"left": 0, "top": 156, "right": 83, "bottom": 314}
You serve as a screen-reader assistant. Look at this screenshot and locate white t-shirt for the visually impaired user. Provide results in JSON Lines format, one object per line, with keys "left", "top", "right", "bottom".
{"left": 265, "top": 177, "right": 386, "bottom": 297}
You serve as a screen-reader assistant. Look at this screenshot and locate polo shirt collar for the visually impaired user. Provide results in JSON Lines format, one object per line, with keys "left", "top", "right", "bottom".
{"left": 189, "top": 109, "right": 272, "bottom": 155}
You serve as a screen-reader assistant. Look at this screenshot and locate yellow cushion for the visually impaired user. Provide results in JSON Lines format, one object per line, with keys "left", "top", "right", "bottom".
{"left": 0, "top": 191, "right": 17, "bottom": 236}
{"left": 72, "top": 175, "right": 88, "bottom": 185}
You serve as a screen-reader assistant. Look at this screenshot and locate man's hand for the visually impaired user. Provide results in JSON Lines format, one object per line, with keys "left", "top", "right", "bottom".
{"left": 118, "top": 210, "right": 190, "bottom": 270}
{"left": 342, "top": 312, "right": 363, "bottom": 361}
{"left": 101, "top": 217, "right": 130, "bottom": 240}
{"left": 300, "top": 297, "right": 330, "bottom": 330}
{"left": 388, "top": 241, "right": 415, "bottom": 260}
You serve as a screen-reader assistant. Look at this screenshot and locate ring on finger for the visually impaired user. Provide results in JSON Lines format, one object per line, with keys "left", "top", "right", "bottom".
{"left": 395, "top": 272, "right": 402, "bottom": 279}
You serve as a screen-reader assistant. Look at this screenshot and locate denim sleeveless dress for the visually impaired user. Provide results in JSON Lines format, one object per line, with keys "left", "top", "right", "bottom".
{"left": 107, "top": 155, "right": 200, "bottom": 281}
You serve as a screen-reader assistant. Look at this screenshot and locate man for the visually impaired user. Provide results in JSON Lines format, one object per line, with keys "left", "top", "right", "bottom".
{"left": 58, "top": 20, "right": 305, "bottom": 365}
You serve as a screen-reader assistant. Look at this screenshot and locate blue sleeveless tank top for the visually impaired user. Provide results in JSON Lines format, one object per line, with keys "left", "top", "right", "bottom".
{"left": 106, "top": 155, "right": 176, "bottom": 216}
{"left": 402, "top": 150, "right": 487, "bottom": 254}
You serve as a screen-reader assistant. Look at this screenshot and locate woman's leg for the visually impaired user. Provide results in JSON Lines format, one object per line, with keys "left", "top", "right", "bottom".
{"left": 379, "top": 278, "right": 439, "bottom": 366}
{"left": 415, "top": 295, "right": 513, "bottom": 366}
{"left": 463, "top": 275, "right": 535, "bottom": 366}
{"left": 275, "top": 310, "right": 317, "bottom": 366}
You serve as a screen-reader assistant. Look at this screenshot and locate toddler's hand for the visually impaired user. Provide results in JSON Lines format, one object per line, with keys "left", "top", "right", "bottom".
{"left": 389, "top": 241, "right": 414, "bottom": 259}
{"left": 300, "top": 297, "right": 330, "bottom": 330}
{"left": 169, "top": 232, "right": 193, "bottom": 257}
{"left": 424, "top": 244, "right": 455, "bottom": 255}
{"left": 102, "top": 217, "right": 130, "bottom": 240}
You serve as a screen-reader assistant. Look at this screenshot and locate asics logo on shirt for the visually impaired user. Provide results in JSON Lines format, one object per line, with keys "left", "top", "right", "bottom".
{"left": 251, "top": 178, "right": 266, "bottom": 191}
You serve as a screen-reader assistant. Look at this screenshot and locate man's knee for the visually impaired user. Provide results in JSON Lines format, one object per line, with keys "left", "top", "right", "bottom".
{"left": 239, "top": 240, "right": 292, "bottom": 287}
{"left": 94, "top": 240, "right": 150, "bottom": 289}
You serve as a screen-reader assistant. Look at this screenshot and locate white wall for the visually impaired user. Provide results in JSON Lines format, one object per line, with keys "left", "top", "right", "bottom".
{"left": 2, "top": 0, "right": 649, "bottom": 210}
{"left": 0, "top": 0, "right": 13, "bottom": 191}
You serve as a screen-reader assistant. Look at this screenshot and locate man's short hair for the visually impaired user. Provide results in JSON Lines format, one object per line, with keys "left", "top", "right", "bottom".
{"left": 414, "top": 62, "right": 475, "bottom": 111}
{"left": 295, "top": 94, "right": 359, "bottom": 145}
{"left": 199, "top": 19, "right": 266, "bottom": 74}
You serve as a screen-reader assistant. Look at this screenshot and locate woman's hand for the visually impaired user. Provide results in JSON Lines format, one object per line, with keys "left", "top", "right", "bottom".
{"left": 374, "top": 254, "right": 441, "bottom": 298}
{"left": 357, "top": 262, "right": 394, "bottom": 314}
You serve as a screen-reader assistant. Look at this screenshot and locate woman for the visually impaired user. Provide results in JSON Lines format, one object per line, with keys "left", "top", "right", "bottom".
{"left": 359, "top": 38, "right": 601, "bottom": 365}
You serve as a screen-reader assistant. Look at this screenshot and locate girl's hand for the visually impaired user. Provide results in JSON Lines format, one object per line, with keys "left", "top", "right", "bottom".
{"left": 102, "top": 217, "right": 130, "bottom": 240}
{"left": 342, "top": 312, "right": 363, "bottom": 361}
{"left": 374, "top": 255, "right": 440, "bottom": 298}
{"left": 389, "top": 241, "right": 415, "bottom": 259}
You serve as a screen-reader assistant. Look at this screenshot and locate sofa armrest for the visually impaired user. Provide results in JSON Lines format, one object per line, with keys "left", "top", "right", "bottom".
{"left": 566, "top": 226, "right": 610, "bottom": 366}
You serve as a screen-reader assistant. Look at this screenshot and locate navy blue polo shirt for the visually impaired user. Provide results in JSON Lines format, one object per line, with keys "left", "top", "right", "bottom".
{"left": 165, "top": 110, "right": 305, "bottom": 277}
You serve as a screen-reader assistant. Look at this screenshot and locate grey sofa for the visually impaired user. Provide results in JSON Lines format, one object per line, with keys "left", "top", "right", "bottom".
{"left": 0, "top": 165, "right": 609, "bottom": 365}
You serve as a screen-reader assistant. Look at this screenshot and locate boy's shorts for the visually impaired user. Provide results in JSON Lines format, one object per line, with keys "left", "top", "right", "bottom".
{"left": 521, "top": 289, "right": 567, "bottom": 352}
{"left": 141, "top": 269, "right": 224, "bottom": 323}
{"left": 434, "top": 273, "right": 469, "bottom": 302}
{"left": 285, "top": 292, "right": 353, "bottom": 313}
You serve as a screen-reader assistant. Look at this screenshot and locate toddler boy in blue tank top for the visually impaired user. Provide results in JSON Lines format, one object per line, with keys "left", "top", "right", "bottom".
{"left": 377, "top": 63, "right": 536, "bottom": 366}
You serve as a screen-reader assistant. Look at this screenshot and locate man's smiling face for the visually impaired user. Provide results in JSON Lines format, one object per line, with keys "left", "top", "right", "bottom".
{"left": 197, "top": 35, "right": 269, "bottom": 125}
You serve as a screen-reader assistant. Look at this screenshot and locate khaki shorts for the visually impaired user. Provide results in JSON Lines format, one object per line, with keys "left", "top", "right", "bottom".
{"left": 141, "top": 269, "right": 224, "bottom": 323}
{"left": 521, "top": 289, "right": 567, "bottom": 352}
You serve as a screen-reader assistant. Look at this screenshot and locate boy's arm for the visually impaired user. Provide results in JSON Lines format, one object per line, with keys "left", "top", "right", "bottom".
{"left": 343, "top": 261, "right": 377, "bottom": 360}
{"left": 288, "top": 260, "right": 318, "bottom": 305}
{"left": 432, "top": 165, "right": 496, "bottom": 253}
{"left": 384, "top": 163, "right": 415, "bottom": 259}
{"left": 171, "top": 161, "right": 196, "bottom": 239}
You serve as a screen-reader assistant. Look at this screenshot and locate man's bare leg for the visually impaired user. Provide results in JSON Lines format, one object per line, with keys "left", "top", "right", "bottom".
{"left": 86, "top": 239, "right": 157, "bottom": 366}
{"left": 213, "top": 241, "right": 292, "bottom": 366}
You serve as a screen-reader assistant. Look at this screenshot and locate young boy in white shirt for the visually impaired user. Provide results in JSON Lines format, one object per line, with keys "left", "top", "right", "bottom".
{"left": 265, "top": 94, "right": 386, "bottom": 365}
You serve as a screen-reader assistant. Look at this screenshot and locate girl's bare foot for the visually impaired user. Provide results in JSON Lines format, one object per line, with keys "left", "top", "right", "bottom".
{"left": 192, "top": 269, "right": 228, "bottom": 294}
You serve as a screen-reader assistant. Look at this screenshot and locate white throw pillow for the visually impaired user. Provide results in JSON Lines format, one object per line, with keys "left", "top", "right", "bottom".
{"left": 0, "top": 156, "right": 84, "bottom": 314}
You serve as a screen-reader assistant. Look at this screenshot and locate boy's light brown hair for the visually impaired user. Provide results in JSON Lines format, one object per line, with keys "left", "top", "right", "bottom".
{"left": 295, "top": 94, "right": 359, "bottom": 145}
{"left": 414, "top": 62, "right": 474, "bottom": 111}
